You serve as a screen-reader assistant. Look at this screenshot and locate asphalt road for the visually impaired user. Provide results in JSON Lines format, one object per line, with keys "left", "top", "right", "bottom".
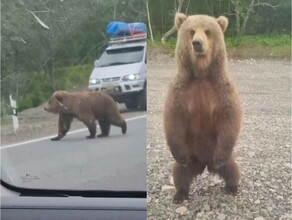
{"left": 1, "top": 116, "right": 146, "bottom": 192}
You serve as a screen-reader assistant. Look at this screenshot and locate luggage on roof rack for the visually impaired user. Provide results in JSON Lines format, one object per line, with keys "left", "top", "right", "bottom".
{"left": 106, "top": 21, "right": 147, "bottom": 38}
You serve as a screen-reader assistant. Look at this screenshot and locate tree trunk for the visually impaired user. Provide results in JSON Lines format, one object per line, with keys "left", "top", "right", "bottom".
{"left": 146, "top": 0, "right": 154, "bottom": 43}
{"left": 185, "top": 0, "right": 190, "bottom": 14}
{"left": 235, "top": 0, "right": 241, "bottom": 37}
{"left": 161, "top": 0, "right": 184, "bottom": 44}
{"left": 240, "top": 0, "right": 256, "bottom": 37}
{"left": 44, "top": 56, "right": 56, "bottom": 91}
{"left": 112, "top": 0, "right": 118, "bottom": 20}
{"left": 113, "top": 1, "right": 117, "bottom": 20}
{"left": 231, "top": 0, "right": 241, "bottom": 37}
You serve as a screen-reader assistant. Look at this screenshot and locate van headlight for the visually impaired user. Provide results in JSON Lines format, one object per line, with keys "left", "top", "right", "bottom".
{"left": 122, "top": 74, "right": 140, "bottom": 81}
{"left": 89, "top": 78, "right": 100, "bottom": 85}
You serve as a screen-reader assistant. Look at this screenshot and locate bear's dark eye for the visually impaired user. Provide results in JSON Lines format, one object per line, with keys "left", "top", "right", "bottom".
{"left": 190, "top": 30, "right": 195, "bottom": 36}
{"left": 205, "top": 30, "right": 211, "bottom": 36}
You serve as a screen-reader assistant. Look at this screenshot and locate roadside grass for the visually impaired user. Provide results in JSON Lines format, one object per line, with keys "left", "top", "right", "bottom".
{"left": 54, "top": 64, "right": 92, "bottom": 91}
{"left": 15, "top": 64, "right": 92, "bottom": 112}
{"left": 148, "top": 34, "right": 291, "bottom": 59}
{"left": 226, "top": 35, "right": 291, "bottom": 59}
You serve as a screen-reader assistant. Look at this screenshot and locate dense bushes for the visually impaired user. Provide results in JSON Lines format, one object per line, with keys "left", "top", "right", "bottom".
{"left": 16, "top": 65, "right": 92, "bottom": 112}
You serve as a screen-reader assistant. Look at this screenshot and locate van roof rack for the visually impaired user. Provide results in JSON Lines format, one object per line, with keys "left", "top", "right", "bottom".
{"left": 108, "top": 33, "right": 147, "bottom": 45}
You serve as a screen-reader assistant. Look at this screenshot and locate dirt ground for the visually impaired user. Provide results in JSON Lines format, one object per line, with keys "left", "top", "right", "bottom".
{"left": 147, "top": 51, "right": 291, "bottom": 220}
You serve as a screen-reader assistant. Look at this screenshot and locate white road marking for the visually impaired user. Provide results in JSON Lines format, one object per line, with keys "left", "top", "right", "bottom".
{"left": 1, "top": 114, "right": 146, "bottom": 149}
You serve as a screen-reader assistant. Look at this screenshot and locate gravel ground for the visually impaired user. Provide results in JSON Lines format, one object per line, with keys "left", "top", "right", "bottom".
{"left": 147, "top": 52, "right": 291, "bottom": 220}
{"left": 1, "top": 102, "right": 145, "bottom": 146}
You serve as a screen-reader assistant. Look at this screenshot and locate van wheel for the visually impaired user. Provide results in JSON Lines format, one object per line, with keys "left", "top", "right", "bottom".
{"left": 138, "top": 85, "right": 147, "bottom": 111}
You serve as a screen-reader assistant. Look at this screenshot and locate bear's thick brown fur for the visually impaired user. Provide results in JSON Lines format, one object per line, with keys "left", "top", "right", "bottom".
{"left": 44, "top": 90, "right": 127, "bottom": 141}
{"left": 163, "top": 13, "right": 243, "bottom": 203}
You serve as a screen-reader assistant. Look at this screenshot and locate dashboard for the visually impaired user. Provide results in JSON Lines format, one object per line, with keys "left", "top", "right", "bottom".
{"left": 1, "top": 167, "right": 147, "bottom": 220}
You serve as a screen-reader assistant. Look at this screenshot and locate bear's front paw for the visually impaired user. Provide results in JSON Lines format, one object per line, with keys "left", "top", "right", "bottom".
{"left": 97, "top": 133, "right": 108, "bottom": 138}
{"left": 211, "top": 150, "right": 230, "bottom": 169}
{"left": 51, "top": 137, "right": 61, "bottom": 141}
{"left": 86, "top": 135, "right": 95, "bottom": 139}
{"left": 176, "top": 158, "right": 188, "bottom": 167}
{"left": 212, "top": 157, "right": 226, "bottom": 169}
{"left": 172, "top": 191, "right": 189, "bottom": 204}
{"left": 174, "top": 155, "right": 190, "bottom": 167}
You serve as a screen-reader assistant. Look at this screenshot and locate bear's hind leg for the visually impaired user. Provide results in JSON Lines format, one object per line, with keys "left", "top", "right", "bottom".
{"left": 173, "top": 157, "right": 205, "bottom": 204}
{"left": 208, "top": 157, "right": 240, "bottom": 194}
{"left": 108, "top": 114, "right": 127, "bottom": 134}
{"left": 97, "top": 118, "right": 110, "bottom": 137}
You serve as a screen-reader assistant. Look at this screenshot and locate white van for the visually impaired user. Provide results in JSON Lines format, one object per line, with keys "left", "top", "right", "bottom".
{"left": 88, "top": 34, "right": 147, "bottom": 110}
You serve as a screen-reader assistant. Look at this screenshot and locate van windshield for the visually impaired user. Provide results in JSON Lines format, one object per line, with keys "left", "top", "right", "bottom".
{"left": 97, "top": 46, "right": 144, "bottom": 67}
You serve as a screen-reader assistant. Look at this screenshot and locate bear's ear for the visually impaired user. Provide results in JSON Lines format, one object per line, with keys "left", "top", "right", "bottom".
{"left": 175, "top": 13, "right": 187, "bottom": 30}
{"left": 54, "top": 93, "right": 63, "bottom": 104}
{"left": 217, "top": 16, "right": 228, "bottom": 32}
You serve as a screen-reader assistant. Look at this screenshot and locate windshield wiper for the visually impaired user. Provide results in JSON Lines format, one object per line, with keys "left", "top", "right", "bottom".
{"left": 1, "top": 178, "right": 146, "bottom": 198}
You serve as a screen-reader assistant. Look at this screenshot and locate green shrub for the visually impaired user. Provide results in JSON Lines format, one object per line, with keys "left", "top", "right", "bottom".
{"left": 17, "top": 64, "right": 92, "bottom": 112}
{"left": 148, "top": 34, "right": 291, "bottom": 59}
{"left": 225, "top": 34, "right": 291, "bottom": 48}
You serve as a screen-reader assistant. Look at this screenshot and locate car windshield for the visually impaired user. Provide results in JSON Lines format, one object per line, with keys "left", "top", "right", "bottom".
{"left": 1, "top": 0, "right": 146, "bottom": 192}
{"left": 97, "top": 46, "right": 144, "bottom": 67}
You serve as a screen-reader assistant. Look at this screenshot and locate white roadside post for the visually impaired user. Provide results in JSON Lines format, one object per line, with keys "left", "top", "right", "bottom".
{"left": 9, "top": 95, "right": 19, "bottom": 132}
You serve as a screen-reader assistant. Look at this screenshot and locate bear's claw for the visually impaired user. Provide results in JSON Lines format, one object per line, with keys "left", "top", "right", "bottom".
{"left": 211, "top": 156, "right": 226, "bottom": 169}
{"left": 97, "top": 133, "right": 108, "bottom": 138}
{"left": 174, "top": 156, "right": 190, "bottom": 167}
{"left": 213, "top": 160, "right": 225, "bottom": 169}
{"left": 51, "top": 137, "right": 61, "bottom": 141}
{"left": 172, "top": 192, "right": 189, "bottom": 204}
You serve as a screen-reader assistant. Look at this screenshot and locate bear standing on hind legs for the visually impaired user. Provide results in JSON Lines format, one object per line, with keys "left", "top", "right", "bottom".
{"left": 163, "top": 13, "right": 243, "bottom": 204}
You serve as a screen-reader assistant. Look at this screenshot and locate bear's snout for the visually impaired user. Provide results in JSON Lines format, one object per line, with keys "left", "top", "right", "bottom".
{"left": 44, "top": 106, "right": 51, "bottom": 112}
{"left": 192, "top": 39, "right": 204, "bottom": 53}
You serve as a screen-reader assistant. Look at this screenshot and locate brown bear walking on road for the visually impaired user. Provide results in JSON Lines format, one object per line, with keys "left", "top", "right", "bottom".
{"left": 44, "top": 90, "right": 127, "bottom": 141}
{"left": 163, "top": 13, "right": 243, "bottom": 203}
